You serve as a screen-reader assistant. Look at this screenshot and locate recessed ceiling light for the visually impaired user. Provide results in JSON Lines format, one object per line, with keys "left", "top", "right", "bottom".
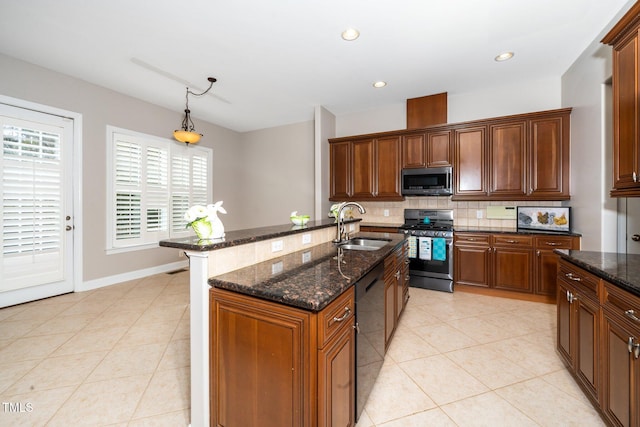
{"left": 341, "top": 28, "right": 360, "bottom": 41}
{"left": 495, "top": 52, "right": 514, "bottom": 62}
{"left": 373, "top": 81, "right": 387, "bottom": 88}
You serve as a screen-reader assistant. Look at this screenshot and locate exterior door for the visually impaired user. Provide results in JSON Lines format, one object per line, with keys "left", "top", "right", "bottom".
{"left": 0, "top": 104, "right": 74, "bottom": 307}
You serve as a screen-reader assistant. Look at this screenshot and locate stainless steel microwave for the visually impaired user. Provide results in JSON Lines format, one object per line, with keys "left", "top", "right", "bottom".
{"left": 401, "top": 166, "right": 452, "bottom": 196}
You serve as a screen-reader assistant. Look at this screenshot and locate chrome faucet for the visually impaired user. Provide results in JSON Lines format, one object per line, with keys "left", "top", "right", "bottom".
{"left": 332, "top": 202, "right": 366, "bottom": 243}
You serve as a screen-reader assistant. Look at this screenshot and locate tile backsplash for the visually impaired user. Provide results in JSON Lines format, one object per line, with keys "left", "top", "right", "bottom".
{"left": 350, "top": 197, "right": 562, "bottom": 228}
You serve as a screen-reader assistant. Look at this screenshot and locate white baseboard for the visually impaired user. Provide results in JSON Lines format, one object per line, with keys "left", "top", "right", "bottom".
{"left": 78, "top": 260, "right": 190, "bottom": 292}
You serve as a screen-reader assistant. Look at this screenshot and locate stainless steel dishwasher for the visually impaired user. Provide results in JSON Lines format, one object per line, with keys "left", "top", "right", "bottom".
{"left": 355, "top": 262, "right": 385, "bottom": 421}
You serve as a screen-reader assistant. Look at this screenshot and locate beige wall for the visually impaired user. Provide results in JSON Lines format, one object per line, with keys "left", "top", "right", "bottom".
{"left": 0, "top": 54, "right": 245, "bottom": 283}
{"left": 560, "top": 2, "right": 636, "bottom": 252}
{"left": 237, "top": 121, "right": 315, "bottom": 227}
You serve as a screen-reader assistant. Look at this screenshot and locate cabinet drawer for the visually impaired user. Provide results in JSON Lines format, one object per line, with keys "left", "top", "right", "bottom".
{"left": 557, "top": 260, "right": 599, "bottom": 300}
{"left": 602, "top": 281, "right": 640, "bottom": 328}
{"left": 492, "top": 234, "right": 533, "bottom": 247}
{"left": 318, "top": 288, "right": 355, "bottom": 348}
{"left": 534, "top": 235, "right": 577, "bottom": 250}
{"left": 454, "top": 233, "right": 490, "bottom": 245}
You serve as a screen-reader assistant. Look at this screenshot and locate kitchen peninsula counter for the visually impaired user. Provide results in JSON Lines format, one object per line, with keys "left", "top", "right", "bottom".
{"left": 209, "top": 232, "right": 406, "bottom": 311}
{"left": 159, "top": 218, "right": 403, "bottom": 426}
{"left": 555, "top": 250, "right": 640, "bottom": 298}
{"left": 160, "top": 217, "right": 360, "bottom": 252}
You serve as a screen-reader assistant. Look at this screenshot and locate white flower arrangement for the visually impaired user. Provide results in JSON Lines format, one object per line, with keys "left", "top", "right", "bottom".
{"left": 184, "top": 201, "right": 227, "bottom": 239}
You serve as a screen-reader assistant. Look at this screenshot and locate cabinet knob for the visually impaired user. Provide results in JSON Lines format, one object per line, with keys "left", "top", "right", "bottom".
{"left": 632, "top": 234, "right": 640, "bottom": 242}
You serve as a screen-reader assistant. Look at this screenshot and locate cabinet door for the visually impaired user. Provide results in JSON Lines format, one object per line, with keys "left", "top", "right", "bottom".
{"left": 489, "top": 121, "right": 527, "bottom": 198}
{"left": 575, "top": 296, "right": 600, "bottom": 403}
{"left": 454, "top": 243, "right": 489, "bottom": 287}
{"left": 556, "top": 280, "right": 574, "bottom": 368}
{"left": 534, "top": 236, "right": 579, "bottom": 296}
{"left": 352, "top": 139, "right": 375, "bottom": 199}
{"left": 612, "top": 29, "right": 640, "bottom": 192}
{"left": 601, "top": 311, "right": 636, "bottom": 427}
{"left": 375, "top": 136, "right": 402, "bottom": 199}
{"left": 426, "top": 130, "right": 451, "bottom": 167}
{"left": 318, "top": 324, "right": 355, "bottom": 427}
{"left": 402, "top": 133, "right": 426, "bottom": 168}
{"left": 384, "top": 279, "right": 395, "bottom": 348}
{"left": 529, "top": 114, "right": 570, "bottom": 198}
{"left": 330, "top": 142, "right": 351, "bottom": 200}
{"left": 454, "top": 126, "right": 487, "bottom": 198}
{"left": 492, "top": 246, "right": 533, "bottom": 292}
{"left": 211, "top": 291, "right": 309, "bottom": 427}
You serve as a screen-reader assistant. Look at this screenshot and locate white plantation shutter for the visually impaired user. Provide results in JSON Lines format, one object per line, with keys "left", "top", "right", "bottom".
{"left": 2, "top": 121, "right": 65, "bottom": 289}
{"left": 107, "top": 127, "right": 212, "bottom": 252}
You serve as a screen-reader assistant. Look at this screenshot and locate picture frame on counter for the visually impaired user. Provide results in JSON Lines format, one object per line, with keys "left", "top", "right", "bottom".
{"left": 516, "top": 206, "right": 571, "bottom": 233}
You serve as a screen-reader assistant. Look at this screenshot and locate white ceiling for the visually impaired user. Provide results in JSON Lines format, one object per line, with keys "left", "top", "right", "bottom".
{"left": 0, "top": 0, "right": 632, "bottom": 132}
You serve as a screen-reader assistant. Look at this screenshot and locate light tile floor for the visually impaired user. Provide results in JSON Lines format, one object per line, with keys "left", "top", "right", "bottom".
{"left": 0, "top": 271, "right": 606, "bottom": 426}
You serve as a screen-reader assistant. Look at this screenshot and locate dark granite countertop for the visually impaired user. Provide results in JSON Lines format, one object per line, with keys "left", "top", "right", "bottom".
{"left": 209, "top": 232, "right": 406, "bottom": 312}
{"left": 555, "top": 250, "right": 640, "bottom": 298}
{"left": 360, "top": 222, "right": 404, "bottom": 229}
{"left": 454, "top": 226, "right": 581, "bottom": 237}
{"left": 159, "top": 218, "right": 360, "bottom": 251}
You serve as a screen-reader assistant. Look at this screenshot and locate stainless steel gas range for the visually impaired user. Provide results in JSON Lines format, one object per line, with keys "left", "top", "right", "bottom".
{"left": 400, "top": 209, "right": 454, "bottom": 292}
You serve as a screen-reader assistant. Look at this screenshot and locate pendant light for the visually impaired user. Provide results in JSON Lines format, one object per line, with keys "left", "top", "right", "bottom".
{"left": 174, "top": 77, "right": 217, "bottom": 145}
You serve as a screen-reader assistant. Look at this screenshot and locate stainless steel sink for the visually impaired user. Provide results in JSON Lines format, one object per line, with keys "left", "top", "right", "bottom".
{"left": 338, "top": 238, "right": 390, "bottom": 251}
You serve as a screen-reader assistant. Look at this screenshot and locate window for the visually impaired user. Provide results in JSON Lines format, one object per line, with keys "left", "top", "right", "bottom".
{"left": 106, "top": 126, "right": 212, "bottom": 253}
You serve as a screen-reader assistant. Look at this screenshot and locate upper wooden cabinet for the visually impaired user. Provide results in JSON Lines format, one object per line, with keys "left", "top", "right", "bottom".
{"left": 452, "top": 109, "right": 571, "bottom": 201}
{"left": 329, "top": 108, "right": 571, "bottom": 202}
{"left": 402, "top": 130, "right": 451, "bottom": 168}
{"left": 454, "top": 126, "right": 488, "bottom": 198}
{"left": 603, "top": 3, "right": 640, "bottom": 197}
{"left": 329, "top": 136, "right": 403, "bottom": 201}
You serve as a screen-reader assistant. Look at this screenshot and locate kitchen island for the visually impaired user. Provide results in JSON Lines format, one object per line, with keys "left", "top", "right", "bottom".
{"left": 160, "top": 219, "right": 406, "bottom": 426}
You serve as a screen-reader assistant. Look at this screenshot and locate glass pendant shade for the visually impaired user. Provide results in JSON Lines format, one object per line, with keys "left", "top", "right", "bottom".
{"left": 173, "top": 129, "right": 202, "bottom": 144}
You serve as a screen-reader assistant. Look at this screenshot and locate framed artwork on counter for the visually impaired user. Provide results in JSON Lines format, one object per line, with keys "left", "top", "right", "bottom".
{"left": 516, "top": 206, "right": 571, "bottom": 233}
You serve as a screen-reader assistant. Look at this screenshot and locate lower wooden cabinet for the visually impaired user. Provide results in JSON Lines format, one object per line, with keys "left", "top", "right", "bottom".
{"left": 557, "top": 259, "right": 640, "bottom": 427}
{"left": 454, "top": 232, "right": 579, "bottom": 298}
{"left": 601, "top": 281, "right": 640, "bottom": 427}
{"left": 556, "top": 261, "right": 600, "bottom": 404}
{"left": 210, "top": 286, "right": 356, "bottom": 427}
{"left": 384, "top": 242, "right": 408, "bottom": 349}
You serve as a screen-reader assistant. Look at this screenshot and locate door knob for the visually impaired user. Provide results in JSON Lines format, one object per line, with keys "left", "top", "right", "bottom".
{"left": 632, "top": 234, "right": 640, "bottom": 242}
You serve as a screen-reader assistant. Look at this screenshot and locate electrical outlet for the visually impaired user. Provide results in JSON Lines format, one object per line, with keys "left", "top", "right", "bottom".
{"left": 302, "top": 251, "right": 311, "bottom": 263}
{"left": 271, "top": 261, "right": 283, "bottom": 275}
{"left": 383, "top": 209, "right": 390, "bottom": 217}
{"left": 271, "top": 240, "right": 283, "bottom": 252}
{"left": 476, "top": 210, "right": 483, "bottom": 219}
{"left": 302, "top": 233, "right": 311, "bottom": 244}
{"left": 349, "top": 224, "right": 355, "bottom": 231}
{"left": 178, "top": 250, "right": 184, "bottom": 257}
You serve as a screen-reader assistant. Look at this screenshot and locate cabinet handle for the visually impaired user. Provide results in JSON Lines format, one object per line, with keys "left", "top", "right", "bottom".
{"left": 466, "top": 238, "right": 476, "bottom": 241}
{"left": 333, "top": 307, "right": 352, "bottom": 323}
{"left": 629, "top": 337, "right": 635, "bottom": 354}
{"left": 634, "top": 171, "right": 638, "bottom": 182}
{"left": 566, "top": 290, "right": 571, "bottom": 302}
{"left": 625, "top": 309, "right": 640, "bottom": 324}
{"left": 545, "top": 242, "right": 562, "bottom": 246}
{"left": 404, "top": 259, "right": 411, "bottom": 265}
{"left": 536, "top": 250, "right": 541, "bottom": 256}
{"left": 505, "top": 239, "right": 517, "bottom": 244}
{"left": 635, "top": 343, "right": 640, "bottom": 359}
{"left": 565, "top": 272, "right": 582, "bottom": 282}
